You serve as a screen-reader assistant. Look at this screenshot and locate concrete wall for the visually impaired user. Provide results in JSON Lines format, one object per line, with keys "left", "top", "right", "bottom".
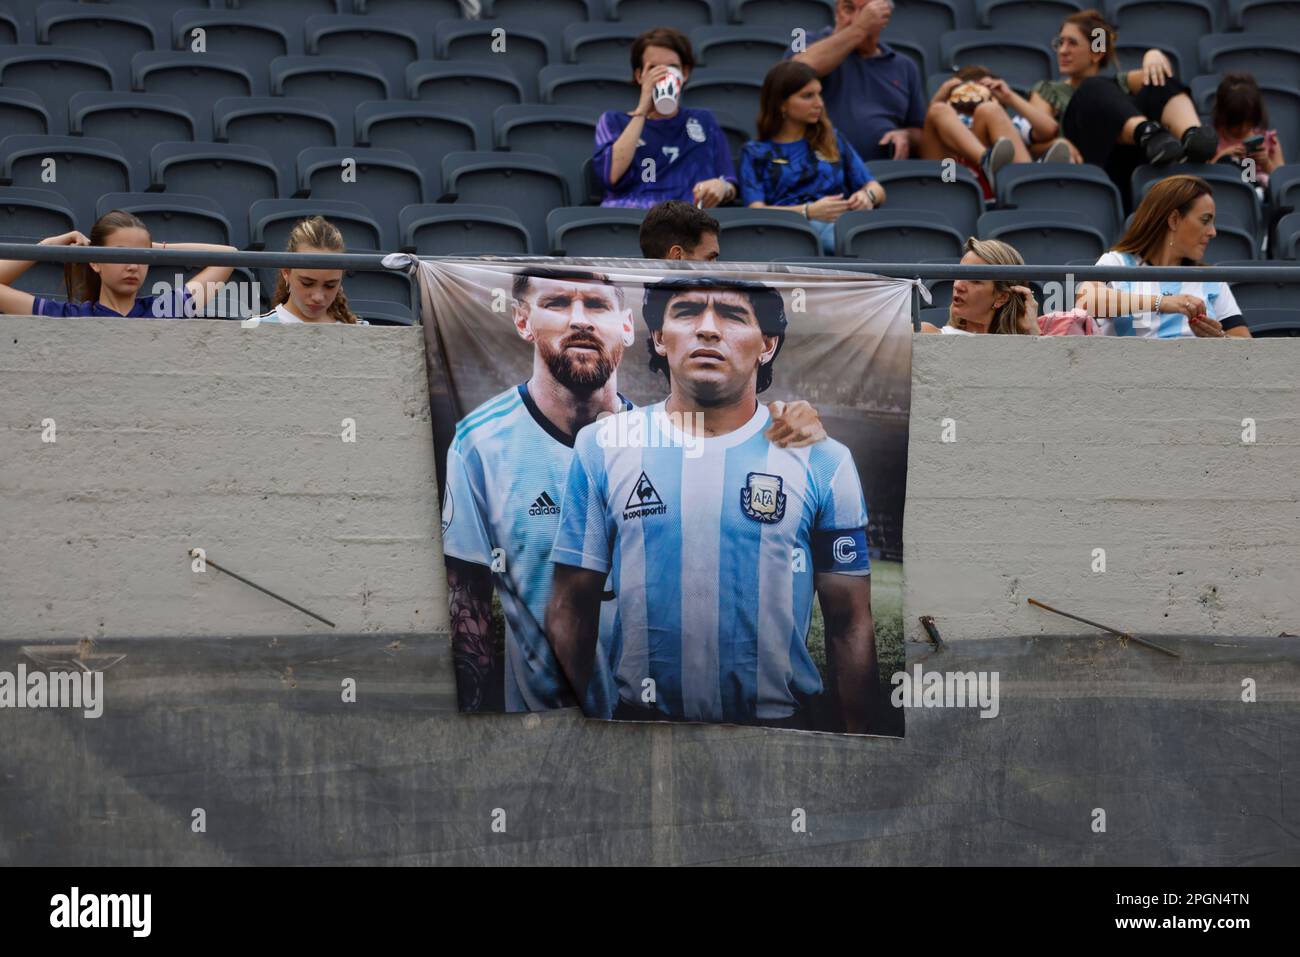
{"left": 0, "top": 316, "right": 445, "bottom": 640}
{"left": 904, "top": 335, "right": 1300, "bottom": 643}
{"left": 1, "top": 318, "right": 1297, "bottom": 866}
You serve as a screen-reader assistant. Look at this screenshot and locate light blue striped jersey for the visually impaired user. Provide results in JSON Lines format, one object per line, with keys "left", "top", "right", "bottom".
{"left": 552, "top": 402, "right": 871, "bottom": 723}
{"left": 1094, "top": 251, "right": 1243, "bottom": 337}
{"left": 441, "top": 384, "right": 624, "bottom": 714}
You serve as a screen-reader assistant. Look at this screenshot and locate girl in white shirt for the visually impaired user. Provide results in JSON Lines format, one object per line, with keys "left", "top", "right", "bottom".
{"left": 920, "top": 237, "right": 1038, "bottom": 335}
{"left": 250, "top": 216, "right": 363, "bottom": 325}
{"left": 1077, "top": 175, "right": 1250, "bottom": 338}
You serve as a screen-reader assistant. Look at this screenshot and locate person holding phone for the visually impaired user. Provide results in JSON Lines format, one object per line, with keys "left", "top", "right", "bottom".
{"left": 593, "top": 27, "right": 737, "bottom": 210}
{"left": 1212, "top": 73, "right": 1285, "bottom": 187}
{"left": 739, "top": 61, "right": 886, "bottom": 254}
{"left": 1076, "top": 175, "right": 1251, "bottom": 338}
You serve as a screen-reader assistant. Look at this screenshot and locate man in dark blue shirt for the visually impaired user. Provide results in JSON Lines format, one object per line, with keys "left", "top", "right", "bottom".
{"left": 790, "top": 0, "right": 926, "bottom": 162}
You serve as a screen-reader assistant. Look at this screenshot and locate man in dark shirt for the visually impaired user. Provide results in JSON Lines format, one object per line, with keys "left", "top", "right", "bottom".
{"left": 791, "top": 0, "right": 926, "bottom": 162}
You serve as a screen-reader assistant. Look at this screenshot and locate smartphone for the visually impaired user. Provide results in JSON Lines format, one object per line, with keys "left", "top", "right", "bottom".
{"left": 1243, "top": 134, "right": 1265, "bottom": 152}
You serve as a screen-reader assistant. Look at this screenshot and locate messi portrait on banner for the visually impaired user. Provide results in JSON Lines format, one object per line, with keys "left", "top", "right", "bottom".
{"left": 419, "top": 258, "right": 912, "bottom": 736}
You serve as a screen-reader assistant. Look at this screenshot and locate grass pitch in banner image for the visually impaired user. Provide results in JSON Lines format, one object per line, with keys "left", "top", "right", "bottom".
{"left": 419, "top": 258, "right": 911, "bottom": 736}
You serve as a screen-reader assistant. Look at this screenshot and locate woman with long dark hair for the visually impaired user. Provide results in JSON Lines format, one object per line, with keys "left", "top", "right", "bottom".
{"left": 1077, "top": 175, "right": 1251, "bottom": 338}
{"left": 739, "top": 60, "right": 886, "bottom": 254}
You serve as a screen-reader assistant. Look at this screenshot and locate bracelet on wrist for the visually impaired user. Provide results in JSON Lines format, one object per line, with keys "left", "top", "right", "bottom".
{"left": 1153, "top": 293, "right": 1163, "bottom": 313}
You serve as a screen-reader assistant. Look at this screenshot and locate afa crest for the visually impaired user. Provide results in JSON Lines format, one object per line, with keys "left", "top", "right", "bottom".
{"left": 740, "top": 472, "right": 786, "bottom": 523}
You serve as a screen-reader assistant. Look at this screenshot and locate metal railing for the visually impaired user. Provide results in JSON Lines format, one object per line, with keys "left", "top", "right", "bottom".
{"left": 5, "top": 242, "right": 1300, "bottom": 327}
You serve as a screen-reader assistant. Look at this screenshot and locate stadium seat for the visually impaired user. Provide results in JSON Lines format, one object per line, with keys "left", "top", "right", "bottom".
{"left": 1114, "top": 34, "right": 1184, "bottom": 82}
{"left": 248, "top": 198, "right": 385, "bottom": 252}
{"left": 0, "top": 135, "right": 132, "bottom": 223}
{"left": 835, "top": 210, "right": 966, "bottom": 260}
{"left": 1218, "top": 259, "right": 1297, "bottom": 309}
{"left": 494, "top": 105, "right": 600, "bottom": 206}
{"left": 890, "top": 0, "right": 964, "bottom": 81}
{"left": 0, "top": 89, "right": 49, "bottom": 137}
{"left": 215, "top": 97, "right": 339, "bottom": 183}
{"left": 1203, "top": 223, "right": 1259, "bottom": 261}
{"left": 441, "top": 152, "right": 569, "bottom": 253}
{"left": 866, "top": 160, "right": 985, "bottom": 237}
{"left": 0, "top": 187, "right": 76, "bottom": 240}
{"left": 977, "top": 0, "right": 1082, "bottom": 32}
{"left": 680, "top": 70, "right": 764, "bottom": 123}
{"left": 1228, "top": 0, "right": 1300, "bottom": 31}
{"left": 1107, "top": 0, "right": 1215, "bottom": 75}
{"left": 339, "top": 252, "right": 414, "bottom": 305}
{"left": 918, "top": 306, "right": 953, "bottom": 329}
{"left": 435, "top": 20, "right": 558, "bottom": 102}
{"left": 1268, "top": 165, "right": 1300, "bottom": 213}
{"left": 356, "top": 101, "right": 485, "bottom": 162}
{"left": 578, "top": 156, "right": 604, "bottom": 204}
{"left": 546, "top": 206, "right": 645, "bottom": 256}
{"left": 997, "top": 164, "right": 1124, "bottom": 244}
{"left": 307, "top": 15, "right": 425, "bottom": 97}
{"left": 1273, "top": 211, "right": 1300, "bottom": 257}
{"left": 96, "top": 191, "right": 233, "bottom": 247}
{"left": 296, "top": 147, "right": 426, "bottom": 250}
{"left": 0, "top": 46, "right": 113, "bottom": 135}
{"left": 691, "top": 26, "right": 789, "bottom": 71}
{"left": 890, "top": 39, "right": 931, "bottom": 83}
{"left": 938, "top": 30, "right": 1054, "bottom": 88}
{"left": 225, "top": 0, "right": 346, "bottom": 38}
{"left": 133, "top": 52, "right": 254, "bottom": 133}
{"left": 149, "top": 142, "right": 282, "bottom": 249}
{"left": 358, "top": 0, "right": 463, "bottom": 19}
{"left": 564, "top": 24, "right": 641, "bottom": 65}
{"left": 0, "top": 233, "right": 67, "bottom": 297}
{"left": 728, "top": 0, "right": 835, "bottom": 29}
{"left": 1131, "top": 164, "right": 1262, "bottom": 240}
{"left": 977, "top": 209, "right": 1108, "bottom": 263}
{"left": 1238, "top": 307, "right": 1300, "bottom": 336}
{"left": 37, "top": 2, "right": 157, "bottom": 90}
{"left": 399, "top": 203, "right": 532, "bottom": 255}
{"left": 170, "top": 12, "right": 292, "bottom": 87}
{"left": 69, "top": 92, "right": 197, "bottom": 189}
{"left": 0, "top": 6, "right": 19, "bottom": 44}
{"left": 708, "top": 107, "right": 753, "bottom": 157}
{"left": 608, "top": 0, "right": 719, "bottom": 29}
{"left": 540, "top": 64, "right": 637, "bottom": 110}
{"left": 349, "top": 299, "right": 415, "bottom": 325}
{"left": 1198, "top": 34, "right": 1300, "bottom": 83}
{"left": 486, "top": 0, "right": 601, "bottom": 27}
{"left": 406, "top": 62, "right": 525, "bottom": 113}
{"left": 271, "top": 57, "right": 389, "bottom": 137}
{"left": 708, "top": 208, "right": 822, "bottom": 259}
{"left": 921, "top": 258, "right": 961, "bottom": 311}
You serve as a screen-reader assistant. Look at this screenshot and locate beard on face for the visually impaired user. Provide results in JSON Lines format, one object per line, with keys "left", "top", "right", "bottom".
{"left": 539, "top": 331, "right": 620, "bottom": 392}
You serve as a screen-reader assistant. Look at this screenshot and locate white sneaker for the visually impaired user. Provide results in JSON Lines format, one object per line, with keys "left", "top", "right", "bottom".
{"left": 1039, "top": 140, "right": 1073, "bottom": 163}
{"left": 980, "top": 136, "right": 1015, "bottom": 188}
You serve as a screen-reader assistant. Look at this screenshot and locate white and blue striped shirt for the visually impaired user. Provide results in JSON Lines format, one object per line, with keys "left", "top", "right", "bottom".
{"left": 1093, "top": 251, "right": 1243, "bottom": 338}
{"left": 441, "top": 384, "right": 622, "bottom": 714}
{"left": 552, "top": 402, "right": 871, "bottom": 724}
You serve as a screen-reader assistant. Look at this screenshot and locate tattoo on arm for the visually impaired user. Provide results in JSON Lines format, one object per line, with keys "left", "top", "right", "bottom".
{"left": 446, "top": 556, "right": 497, "bottom": 712}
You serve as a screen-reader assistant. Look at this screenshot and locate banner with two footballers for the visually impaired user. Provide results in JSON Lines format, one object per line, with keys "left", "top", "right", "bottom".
{"left": 417, "top": 258, "right": 912, "bottom": 736}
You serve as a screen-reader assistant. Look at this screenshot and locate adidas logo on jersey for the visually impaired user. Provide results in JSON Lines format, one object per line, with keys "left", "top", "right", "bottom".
{"left": 528, "top": 491, "right": 561, "bottom": 516}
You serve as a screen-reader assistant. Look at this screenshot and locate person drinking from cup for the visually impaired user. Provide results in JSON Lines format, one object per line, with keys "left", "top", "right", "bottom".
{"left": 593, "top": 27, "right": 738, "bottom": 209}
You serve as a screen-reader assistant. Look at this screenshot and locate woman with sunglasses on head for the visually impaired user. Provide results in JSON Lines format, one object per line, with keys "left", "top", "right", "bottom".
{"left": 1028, "top": 9, "right": 1216, "bottom": 206}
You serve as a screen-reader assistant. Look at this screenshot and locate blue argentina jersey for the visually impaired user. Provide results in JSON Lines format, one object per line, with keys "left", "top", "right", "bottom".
{"left": 441, "top": 384, "right": 623, "bottom": 714}
{"left": 552, "top": 402, "right": 871, "bottom": 724}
